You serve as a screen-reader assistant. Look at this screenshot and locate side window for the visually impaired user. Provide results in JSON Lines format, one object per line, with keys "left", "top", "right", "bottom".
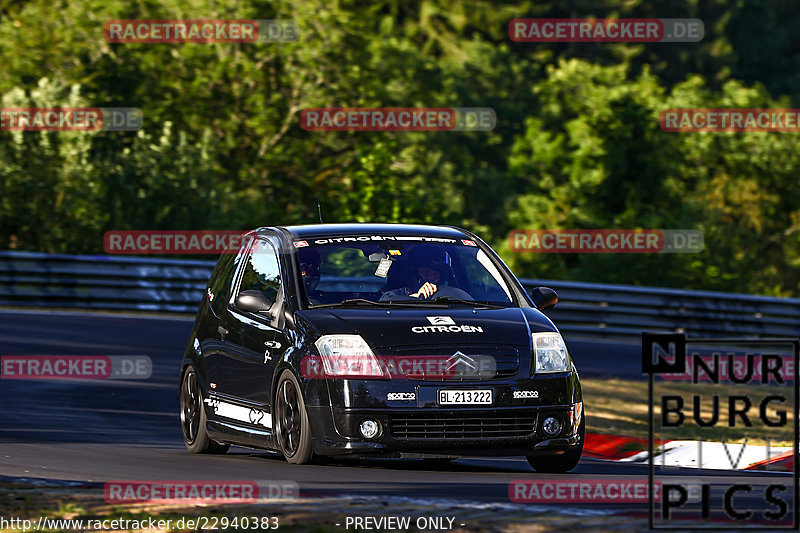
{"left": 237, "top": 239, "right": 282, "bottom": 304}
{"left": 207, "top": 248, "right": 237, "bottom": 316}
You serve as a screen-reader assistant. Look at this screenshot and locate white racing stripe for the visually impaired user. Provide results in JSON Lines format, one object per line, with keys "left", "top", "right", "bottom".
{"left": 205, "top": 398, "right": 272, "bottom": 429}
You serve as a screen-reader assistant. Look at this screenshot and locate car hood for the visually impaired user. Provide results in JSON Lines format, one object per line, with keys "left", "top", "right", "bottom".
{"left": 297, "top": 306, "right": 558, "bottom": 350}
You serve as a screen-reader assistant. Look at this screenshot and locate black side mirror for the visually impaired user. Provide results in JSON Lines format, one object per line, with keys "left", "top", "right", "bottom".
{"left": 235, "top": 290, "right": 274, "bottom": 314}
{"left": 530, "top": 286, "right": 558, "bottom": 310}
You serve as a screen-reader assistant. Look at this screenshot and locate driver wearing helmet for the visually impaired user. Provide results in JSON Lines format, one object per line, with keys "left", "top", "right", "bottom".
{"left": 381, "top": 245, "right": 473, "bottom": 301}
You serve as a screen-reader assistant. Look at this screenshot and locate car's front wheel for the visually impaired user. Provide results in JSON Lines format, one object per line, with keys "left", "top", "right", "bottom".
{"left": 180, "top": 367, "right": 230, "bottom": 454}
{"left": 274, "top": 370, "right": 314, "bottom": 464}
{"left": 526, "top": 411, "right": 584, "bottom": 473}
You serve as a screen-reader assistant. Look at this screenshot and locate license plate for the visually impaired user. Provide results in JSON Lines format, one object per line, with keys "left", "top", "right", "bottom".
{"left": 437, "top": 389, "right": 493, "bottom": 405}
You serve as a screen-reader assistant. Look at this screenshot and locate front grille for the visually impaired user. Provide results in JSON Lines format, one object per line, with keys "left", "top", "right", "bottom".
{"left": 389, "top": 410, "right": 536, "bottom": 440}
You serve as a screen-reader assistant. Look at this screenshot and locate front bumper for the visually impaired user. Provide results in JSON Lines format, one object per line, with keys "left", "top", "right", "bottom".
{"left": 304, "top": 372, "right": 582, "bottom": 457}
{"left": 307, "top": 404, "right": 581, "bottom": 457}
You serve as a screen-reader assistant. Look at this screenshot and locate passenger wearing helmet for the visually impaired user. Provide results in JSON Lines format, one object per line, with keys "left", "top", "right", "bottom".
{"left": 380, "top": 245, "right": 473, "bottom": 301}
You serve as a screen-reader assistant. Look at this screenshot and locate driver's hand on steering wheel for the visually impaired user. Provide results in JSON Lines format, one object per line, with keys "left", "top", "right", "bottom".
{"left": 410, "top": 282, "right": 438, "bottom": 299}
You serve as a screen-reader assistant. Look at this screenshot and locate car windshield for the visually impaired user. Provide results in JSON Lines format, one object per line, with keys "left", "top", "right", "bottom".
{"left": 295, "top": 237, "right": 515, "bottom": 307}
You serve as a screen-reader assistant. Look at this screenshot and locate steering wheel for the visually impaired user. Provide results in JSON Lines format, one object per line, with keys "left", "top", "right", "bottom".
{"left": 421, "top": 285, "right": 474, "bottom": 301}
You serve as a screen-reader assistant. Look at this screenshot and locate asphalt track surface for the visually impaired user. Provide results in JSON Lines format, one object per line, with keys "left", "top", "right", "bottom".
{"left": 0, "top": 310, "right": 794, "bottom": 527}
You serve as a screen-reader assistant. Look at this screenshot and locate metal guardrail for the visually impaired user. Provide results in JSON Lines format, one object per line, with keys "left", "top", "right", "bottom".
{"left": 0, "top": 251, "right": 214, "bottom": 313}
{"left": 1, "top": 251, "right": 798, "bottom": 339}
{"left": 525, "top": 279, "right": 800, "bottom": 339}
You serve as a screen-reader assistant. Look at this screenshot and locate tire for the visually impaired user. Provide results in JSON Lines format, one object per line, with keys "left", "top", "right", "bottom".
{"left": 274, "top": 369, "right": 314, "bottom": 464}
{"left": 180, "top": 367, "right": 230, "bottom": 454}
{"left": 526, "top": 412, "right": 584, "bottom": 473}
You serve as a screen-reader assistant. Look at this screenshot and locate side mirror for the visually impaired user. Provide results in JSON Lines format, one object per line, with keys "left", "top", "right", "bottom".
{"left": 235, "top": 290, "right": 274, "bottom": 314}
{"left": 530, "top": 286, "right": 558, "bottom": 310}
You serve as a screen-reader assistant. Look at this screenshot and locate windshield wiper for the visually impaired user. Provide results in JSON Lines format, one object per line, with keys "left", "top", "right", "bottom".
{"left": 310, "top": 298, "right": 388, "bottom": 309}
{"left": 428, "top": 296, "right": 507, "bottom": 309}
{"left": 309, "top": 298, "right": 447, "bottom": 309}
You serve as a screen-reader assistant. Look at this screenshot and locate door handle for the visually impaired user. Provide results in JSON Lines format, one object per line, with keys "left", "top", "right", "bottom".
{"left": 218, "top": 326, "right": 229, "bottom": 336}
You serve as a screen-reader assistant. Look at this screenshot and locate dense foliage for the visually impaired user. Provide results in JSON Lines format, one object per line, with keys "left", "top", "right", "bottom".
{"left": 1, "top": 0, "right": 798, "bottom": 296}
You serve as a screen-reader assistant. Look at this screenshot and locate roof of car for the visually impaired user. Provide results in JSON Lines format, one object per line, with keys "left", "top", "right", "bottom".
{"left": 276, "top": 223, "right": 471, "bottom": 241}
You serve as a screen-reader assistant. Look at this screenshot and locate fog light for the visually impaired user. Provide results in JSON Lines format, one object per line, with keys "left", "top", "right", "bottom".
{"left": 359, "top": 419, "right": 381, "bottom": 439}
{"left": 542, "top": 416, "right": 562, "bottom": 436}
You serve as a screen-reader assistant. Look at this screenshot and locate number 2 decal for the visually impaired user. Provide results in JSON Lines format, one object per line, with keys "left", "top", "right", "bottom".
{"left": 248, "top": 408, "right": 264, "bottom": 425}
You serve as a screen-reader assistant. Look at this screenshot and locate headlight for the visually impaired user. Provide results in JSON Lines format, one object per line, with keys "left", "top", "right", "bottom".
{"left": 314, "top": 335, "right": 386, "bottom": 379}
{"left": 533, "top": 332, "right": 570, "bottom": 373}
